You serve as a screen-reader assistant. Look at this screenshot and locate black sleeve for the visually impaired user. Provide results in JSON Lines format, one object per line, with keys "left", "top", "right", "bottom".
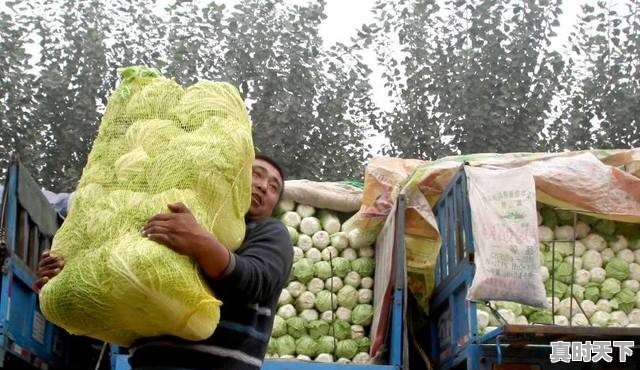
{"left": 212, "top": 219, "right": 293, "bottom": 303}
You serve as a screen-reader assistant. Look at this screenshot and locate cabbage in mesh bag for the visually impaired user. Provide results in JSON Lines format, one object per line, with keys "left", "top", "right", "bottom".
{"left": 39, "top": 66, "right": 254, "bottom": 346}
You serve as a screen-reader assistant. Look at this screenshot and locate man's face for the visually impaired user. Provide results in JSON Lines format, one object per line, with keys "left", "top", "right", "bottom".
{"left": 247, "top": 158, "right": 283, "bottom": 219}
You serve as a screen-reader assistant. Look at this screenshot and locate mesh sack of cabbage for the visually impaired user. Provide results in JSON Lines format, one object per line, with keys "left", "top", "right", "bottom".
{"left": 38, "top": 66, "right": 254, "bottom": 346}
{"left": 266, "top": 200, "right": 375, "bottom": 364}
{"left": 476, "top": 205, "right": 640, "bottom": 335}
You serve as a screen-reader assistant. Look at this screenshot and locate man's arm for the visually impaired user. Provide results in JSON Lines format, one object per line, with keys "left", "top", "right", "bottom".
{"left": 143, "top": 202, "right": 231, "bottom": 279}
{"left": 211, "top": 220, "right": 293, "bottom": 303}
{"left": 143, "top": 203, "right": 293, "bottom": 302}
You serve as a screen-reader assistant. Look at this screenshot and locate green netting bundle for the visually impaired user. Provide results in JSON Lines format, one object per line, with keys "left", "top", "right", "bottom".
{"left": 39, "top": 66, "right": 254, "bottom": 346}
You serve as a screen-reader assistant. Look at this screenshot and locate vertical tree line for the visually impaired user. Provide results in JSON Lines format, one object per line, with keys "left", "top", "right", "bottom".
{"left": 0, "top": 0, "right": 638, "bottom": 191}
{"left": 362, "top": 0, "right": 639, "bottom": 158}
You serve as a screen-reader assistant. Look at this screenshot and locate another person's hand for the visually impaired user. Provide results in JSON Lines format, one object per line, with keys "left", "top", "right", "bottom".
{"left": 35, "top": 250, "right": 64, "bottom": 291}
{"left": 142, "top": 202, "right": 214, "bottom": 259}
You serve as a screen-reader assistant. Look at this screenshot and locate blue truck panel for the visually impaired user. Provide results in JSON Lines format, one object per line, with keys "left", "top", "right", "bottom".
{"left": 112, "top": 194, "right": 409, "bottom": 370}
{"left": 0, "top": 158, "right": 63, "bottom": 369}
{"left": 429, "top": 168, "right": 640, "bottom": 370}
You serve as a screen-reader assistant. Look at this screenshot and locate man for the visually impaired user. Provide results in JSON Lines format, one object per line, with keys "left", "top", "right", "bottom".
{"left": 36, "top": 154, "right": 293, "bottom": 370}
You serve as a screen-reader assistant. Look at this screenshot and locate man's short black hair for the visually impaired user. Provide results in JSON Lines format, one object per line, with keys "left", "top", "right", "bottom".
{"left": 254, "top": 153, "right": 285, "bottom": 198}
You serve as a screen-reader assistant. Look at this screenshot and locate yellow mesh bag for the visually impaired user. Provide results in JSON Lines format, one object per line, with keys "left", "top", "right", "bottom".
{"left": 39, "top": 66, "right": 254, "bottom": 346}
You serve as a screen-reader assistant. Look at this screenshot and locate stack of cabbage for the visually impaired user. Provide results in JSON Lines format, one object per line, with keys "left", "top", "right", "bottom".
{"left": 39, "top": 66, "right": 254, "bottom": 346}
{"left": 266, "top": 200, "right": 375, "bottom": 364}
{"left": 477, "top": 205, "right": 640, "bottom": 334}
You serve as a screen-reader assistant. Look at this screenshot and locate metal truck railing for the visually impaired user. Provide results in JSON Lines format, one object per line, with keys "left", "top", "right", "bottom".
{"left": 0, "top": 155, "right": 63, "bottom": 370}
{"left": 428, "top": 168, "right": 640, "bottom": 370}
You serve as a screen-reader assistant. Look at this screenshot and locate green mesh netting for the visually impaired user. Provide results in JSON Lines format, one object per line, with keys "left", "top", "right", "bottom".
{"left": 39, "top": 66, "right": 254, "bottom": 346}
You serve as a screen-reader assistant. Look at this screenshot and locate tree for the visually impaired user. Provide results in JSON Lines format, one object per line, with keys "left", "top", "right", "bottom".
{"left": 365, "top": 0, "right": 450, "bottom": 159}
{"left": 303, "top": 43, "right": 378, "bottom": 180}
{"left": 366, "top": 0, "right": 565, "bottom": 158}
{"left": 31, "top": 0, "right": 110, "bottom": 191}
{"left": 163, "top": 1, "right": 227, "bottom": 85}
{"left": 1, "top": 0, "right": 377, "bottom": 188}
{"left": 564, "top": 1, "right": 639, "bottom": 150}
{"left": 101, "top": 0, "right": 169, "bottom": 103}
{"left": 219, "top": 0, "right": 375, "bottom": 180}
{"left": 0, "top": 1, "right": 39, "bottom": 176}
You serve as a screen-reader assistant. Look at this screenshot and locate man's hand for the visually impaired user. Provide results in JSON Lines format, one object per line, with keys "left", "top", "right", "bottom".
{"left": 35, "top": 250, "right": 64, "bottom": 291}
{"left": 143, "top": 202, "right": 232, "bottom": 280}
{"left": 142, "top": 202, "right": 214, "bottom": 259}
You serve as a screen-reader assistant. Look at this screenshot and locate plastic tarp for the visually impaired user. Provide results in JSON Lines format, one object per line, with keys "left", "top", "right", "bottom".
{"left": 42, "top": 190, "right": 73, "bottom": 218}
{"left": 347, "top": 148, "right": 640, "bottom": 310}
{"left": 281, "top": 179, "right": 362, "bottom": 212}
{"left": 1, "top": 179, "right": 71, "bottom": 219}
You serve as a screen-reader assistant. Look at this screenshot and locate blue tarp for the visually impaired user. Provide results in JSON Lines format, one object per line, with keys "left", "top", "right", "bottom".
{"left": 1, "top": 183, "right": 72, "bottom": 219}
{"left": 42, "top": 189, "right": 73, "bottom": 218}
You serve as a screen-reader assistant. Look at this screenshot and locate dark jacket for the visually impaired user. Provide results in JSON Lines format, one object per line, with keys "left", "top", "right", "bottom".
{"left": 129, "top": 217, "right": 293, "bottom": 370}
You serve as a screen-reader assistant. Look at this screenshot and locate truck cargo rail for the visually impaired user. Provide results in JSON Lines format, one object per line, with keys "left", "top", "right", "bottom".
{"left": 428, "top": 168, "right": 640, "bottom": 370}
